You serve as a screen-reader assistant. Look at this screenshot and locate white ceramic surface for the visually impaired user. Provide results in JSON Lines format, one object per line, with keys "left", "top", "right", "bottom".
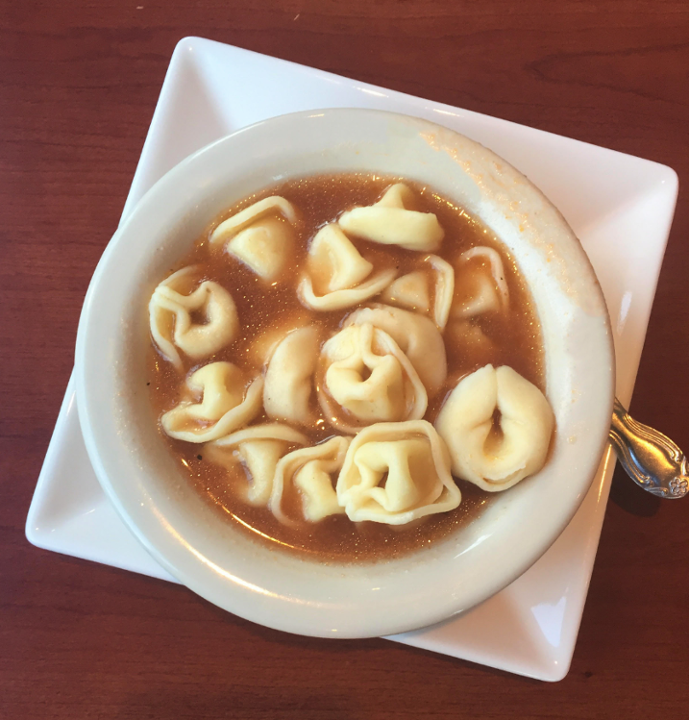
{"left": 74, "top": 107, "right": 615, "bottom": 640}
{"left": 26, "top": 37, "right": 677, "bottom": 681}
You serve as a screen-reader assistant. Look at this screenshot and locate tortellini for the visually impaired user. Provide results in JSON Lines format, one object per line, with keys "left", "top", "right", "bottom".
{"left": 337, "top": 421, "right": 461, "bottom": 525}
{"left": 381, "top": 271, "right": 430, "bottom": 314}
{"left": 318, "top": 323, "right": 428, "bottom": 433}
{"left": 435, "top": 364, "right": 554, "bottom": 491}
{"left": 307, "top": 223, "right": 373, "bottom": 290}
{"left": 451, "top": 246, "right": 509, "bottom": 319}
{"left": 298, "top": 224, "right": 396, "bottom": 311}
{"left": 204, "top": 424, "right": 309, "bottom": 505}
{"left": 271, "top": 436, "right": 351, "bottom": 523}
{"left": 263, "top": 326, "right": 320, "bottom": 425}
{"left": 149, "top": 266, "right": 238, "bottom": 371}
{"left": 161, "top": 362, "right": 263, "bottom": 443}
{"left": 380, "top": 255, "right": 455, "bottom": 330}
{"left": 339, "top": 183, "right": 445, "bottom": 252}
{"left": 150, "top": 178, "right": 556, "bottom": 543}
{"left": 210, "top": 196, "right": 297, "bottom": 281}
{"left": 344, "top": 304, "right": 447, "bottom": 396}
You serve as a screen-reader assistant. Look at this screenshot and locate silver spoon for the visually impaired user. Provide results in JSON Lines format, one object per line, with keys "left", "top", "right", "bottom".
{"left": 609, "top": 398, "right": 688, "bottom": 499}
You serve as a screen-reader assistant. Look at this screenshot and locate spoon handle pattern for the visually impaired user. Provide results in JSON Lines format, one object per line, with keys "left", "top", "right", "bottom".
{"left": 610, "top": 398, "right": 688, "bottom": 499}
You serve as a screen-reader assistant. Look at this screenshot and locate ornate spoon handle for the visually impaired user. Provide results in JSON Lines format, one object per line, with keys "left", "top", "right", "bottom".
{"left": 609, "top": 398, "right": 688, "bottom": 499}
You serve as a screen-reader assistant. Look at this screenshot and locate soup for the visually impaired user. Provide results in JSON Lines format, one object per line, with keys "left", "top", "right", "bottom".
{"left": 146, "top": 173, "right": 552, "bottom": 563}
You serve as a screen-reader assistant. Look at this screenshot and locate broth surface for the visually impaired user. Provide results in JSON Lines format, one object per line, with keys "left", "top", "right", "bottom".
{"left": 147, "top": 173, "right": 544, "bottom": 563}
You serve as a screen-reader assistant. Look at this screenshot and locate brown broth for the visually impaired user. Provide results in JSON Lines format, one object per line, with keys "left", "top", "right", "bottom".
{"left": 146, "top": 173, "right": 545, "bottom": 563}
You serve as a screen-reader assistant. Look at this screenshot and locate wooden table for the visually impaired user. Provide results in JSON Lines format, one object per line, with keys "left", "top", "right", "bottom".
{"left": 2, "top": 1, "right": 688, "bottom": 717}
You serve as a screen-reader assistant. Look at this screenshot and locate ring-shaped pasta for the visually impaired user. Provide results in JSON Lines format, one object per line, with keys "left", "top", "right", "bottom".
{"left": 380, "top": 254, "right": 454, "bottom": 330}
{"left": 344, "top": 304, "right": 447, "bottom": 396}
{"left": 298, "top": 224, "right": 396, "bottom": 311}
{"left": 204, "top": 424, "right": 309, "bottom": 505}
{"left": 318, "top": 323, "right": 428, "bottom": 434}
{"left": 161, "top": 362, "right": 264, "bottom": 443}
{"left": 270, "top": 436, "right": 351, "bottom": 524}
{"left": 338, "top": 183, "right": 444, "bottom": 252}
{"left": 336, "top": 420, "right": 461, "bottom": 525}
{"left": 149, "top": 266, "right": 238, "bottom": 371}
{"left": 435, "top": 364, "right": 554, "bottom": 491}
{"left": 264, "top": 326, "right": 320, "bottom": 425}
{"left": 210, "top": 196, "right": 298, "bottom": 281}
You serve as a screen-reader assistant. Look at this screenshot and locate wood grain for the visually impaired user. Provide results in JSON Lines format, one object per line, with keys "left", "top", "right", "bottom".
{"left": 1, "top": 1, "right": 688, "bottom": 717}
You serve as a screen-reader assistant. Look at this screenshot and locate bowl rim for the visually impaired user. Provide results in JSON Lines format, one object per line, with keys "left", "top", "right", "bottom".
{"left": 75, "top": 107, "right": 615, "bottom": 638}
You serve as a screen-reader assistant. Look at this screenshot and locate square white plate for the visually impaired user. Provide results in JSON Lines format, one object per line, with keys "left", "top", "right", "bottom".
{"left": 26, "top": 37, "right": 678, "bottom": 681}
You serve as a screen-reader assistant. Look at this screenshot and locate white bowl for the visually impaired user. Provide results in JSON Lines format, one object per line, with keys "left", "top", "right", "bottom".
{"left": 75, "top": 109, "right": 615, "bottom": 638}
